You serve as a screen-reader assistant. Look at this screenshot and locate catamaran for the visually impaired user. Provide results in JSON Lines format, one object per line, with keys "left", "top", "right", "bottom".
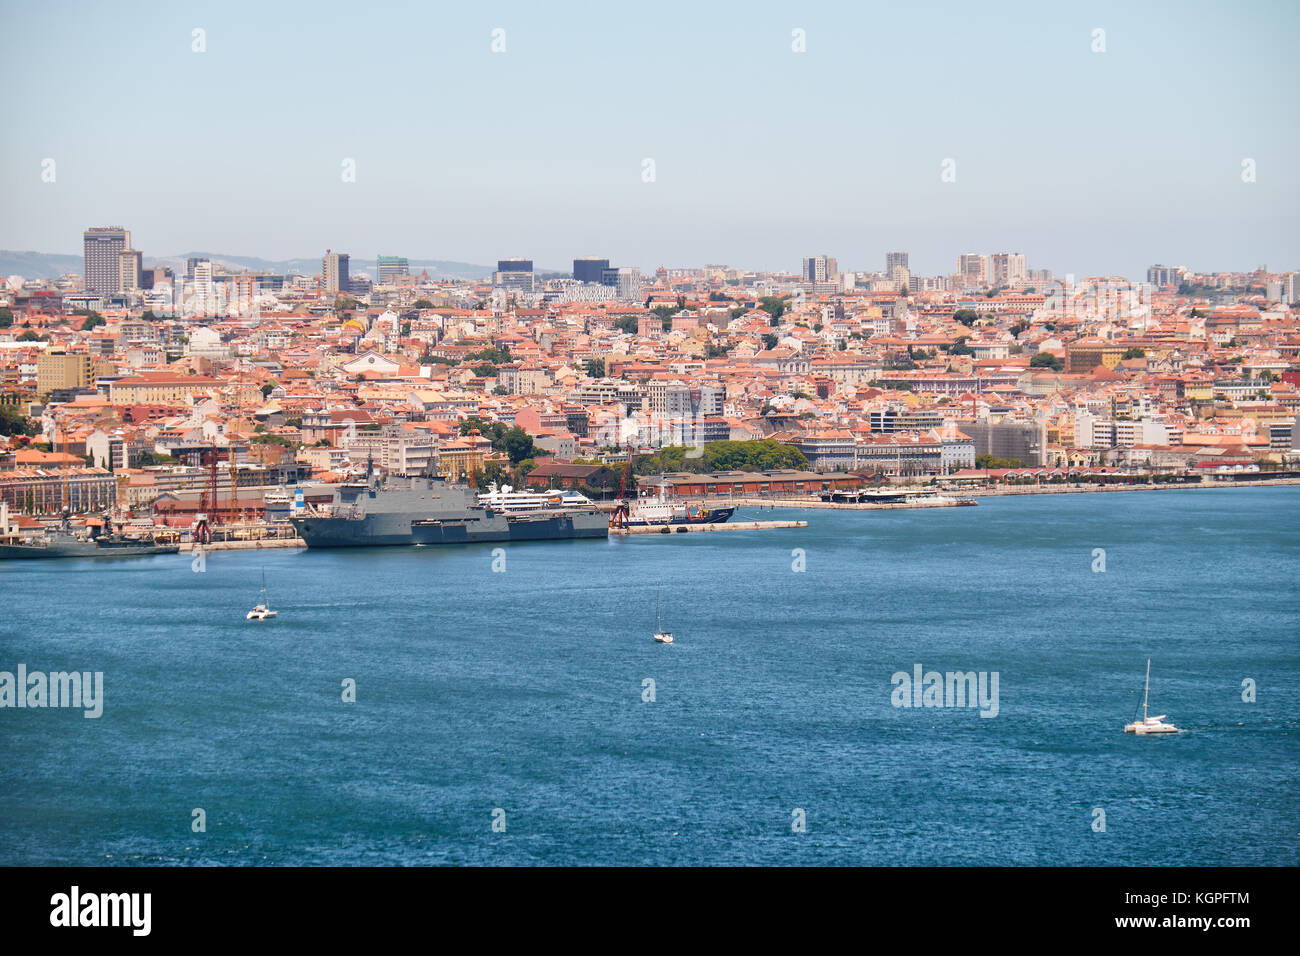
{"left": 1124, "top": 658, "right": 1178, "bottom": 734}
{"left": 247, "top": 568, "right": 277, "bottom": 621}
{"left": 653, "top": 584, "right": 673, "bottom": 644}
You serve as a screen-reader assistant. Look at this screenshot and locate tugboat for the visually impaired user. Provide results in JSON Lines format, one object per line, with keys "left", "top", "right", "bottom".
{"left": 611, "top": 481, "right": 734, "bottom": 529}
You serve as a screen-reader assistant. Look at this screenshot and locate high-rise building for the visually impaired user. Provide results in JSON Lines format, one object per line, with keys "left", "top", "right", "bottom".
{"left": 83, "top": 227, "right": 130, "bottom": 293}
{"left": 957, "top": 254, "right": 990, "bottom": 285}
{"left": 990, "top": 252, "right": 1027, "bottom": 286}
{"left": 376, "top": 256, "right": 409, "bottom": 285}
{"left": 573, "top": 257, "right": 610, "bottom": 284}
{"left": 37, "top": 348, "right": 100, "bottom": 394}
{"left": 1286, "top": 272, "right": 1300, "bottom": 305}
{"left": 885, "top": 252, "right": 909, "bottom": 275}
{"left": 801, "top": 255, "right": 838, "bottom": 283}
{"left": 604, "top": 267, "right": 642, "bottom": 303}
{"left": 141, "top": 266, "right": 173, "bottom": 291}
{"left": 118, "top": 249, "right": 143, "bottom": 292}
{"left": 190, "top": 258, "right": 214, "bottom": 315}
{"left": 1146, "top": 264, "right": 1182, "bottom": 287}
{"left": 495, "top": 259, "right": 535, "bottom": 293}
{"left": 323, "top": 251, "right": 350, "bottom": 294}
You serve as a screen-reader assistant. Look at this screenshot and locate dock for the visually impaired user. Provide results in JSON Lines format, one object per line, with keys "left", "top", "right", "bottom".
{"left": 708, "top": 496, "right": 976, "bottom": 511}
{"left": 610, "top": 519, "right": 806, "bottom": 536}
{"left": 182, "top": 538, "right": 305, "bottom": 552}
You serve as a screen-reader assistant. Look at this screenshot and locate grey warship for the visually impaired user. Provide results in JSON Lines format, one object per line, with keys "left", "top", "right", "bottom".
{"left": 0, "top": 503, "right": 180, "bottom": 560}
{"left": 290, "top": 467, "right": 608, "bottom": 548}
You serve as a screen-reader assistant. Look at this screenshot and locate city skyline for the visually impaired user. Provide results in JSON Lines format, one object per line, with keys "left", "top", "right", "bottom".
{"left": 2, "top": 0, "right": 1297, "bottom": 278}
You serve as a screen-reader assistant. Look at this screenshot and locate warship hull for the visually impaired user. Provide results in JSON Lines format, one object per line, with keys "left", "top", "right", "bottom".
{"left": 290, "top": 475, "right": 609, "bottom": 548}
{"left": 0, "top": 539, "right": 180, "bottom": 559}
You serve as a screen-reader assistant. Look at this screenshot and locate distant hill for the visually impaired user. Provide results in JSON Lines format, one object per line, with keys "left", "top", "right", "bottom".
{"left": 0, "top": 250, "right": 494, "bottom": 282}
{"left": 0, "top": 251, "right": 83, "bottom": 279}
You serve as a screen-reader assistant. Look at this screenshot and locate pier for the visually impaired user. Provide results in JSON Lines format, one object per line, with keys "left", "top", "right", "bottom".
{"left": 182, "top": 538, "right": 305, "bottom": 552}
{"left": 708, "top": 496, "right": 976, "bottom": 511}
{"left": 610, "top": 519, "right": 806, "bottom": 535}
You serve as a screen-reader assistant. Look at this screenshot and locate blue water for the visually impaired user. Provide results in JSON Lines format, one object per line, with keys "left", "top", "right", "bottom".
{"left": 1, "top": 487, "right": 1296, "bottom": 865}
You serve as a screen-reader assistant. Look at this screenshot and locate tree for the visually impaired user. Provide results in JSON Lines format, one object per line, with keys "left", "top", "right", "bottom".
{"left": 629, "top": 439, "right": 808, "bottom": 475}
{"left": 948, "top": 336, "right": 974, "bottom": 356}
{"left": 261, "top": 382, "right": 277, "bottom": 399}
{"left": 953, "top": 309, "right": 979, "bottom": 327}
{"left": 1121, "top": 347, "right": 1146, "bottom": 360}
{"left": 976, "top": 454, "right": 1025, "bottom": 469}
{"left": 137, "top": 450, "right": 177, "bottom": 465}
{"left": 1030, "top": 352, "right": 1063, "bottom": 371}
{"left": 501, "top": 426, "right": 535, "bottom": 464}
{"left": 615, "top": 314, "right": 639, "bottom": 335}
{"left": 0, "top": 307, "right": 12, "bottom": 329}
{"left": 759, "top": 296, "right": 788, "bottom": 321}
{"left": 0, "top": 405, "right": 38, "bottom": 437}
{"left": 585, "top": 358, "right": 605, "bottom": 378}
{"left": 16, "top": 330, "right": 46, "bottom": 342}
{"left": 467, "top": 345, "right": 511, "bottom": 365}
{"left": 471, "top": 363, "right": 497, "bottom": 378}
{"left": 401, "top": 321, "right": 412, "bottom": 337}
{"left": 413, "top": 299, "right": 434, "bottom": 310}
{"left": 76, "top": 310, "right": 106, "bottom": 331}
{"left": 762, "top": 333, "right": 779, "bottom": 350}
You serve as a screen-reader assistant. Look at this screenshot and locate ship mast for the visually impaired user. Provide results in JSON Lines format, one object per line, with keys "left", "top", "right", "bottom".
{"left": 1143, "top": 658, "right": 1150, "bottom": 722}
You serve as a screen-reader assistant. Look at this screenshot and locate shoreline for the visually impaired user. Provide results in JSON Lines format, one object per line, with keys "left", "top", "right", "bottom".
{"left": 693, "top": 476, "right": 1300, "bottom": 510}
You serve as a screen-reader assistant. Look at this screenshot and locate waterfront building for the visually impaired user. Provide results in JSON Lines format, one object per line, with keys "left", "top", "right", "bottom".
{"left": 0, "top": 466, "right": 117, "bottom": 514}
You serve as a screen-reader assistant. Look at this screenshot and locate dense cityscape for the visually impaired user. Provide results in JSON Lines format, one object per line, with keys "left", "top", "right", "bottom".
{"left": 0, "top": 231, "right": 1297, "bottom": 532}
{"left": 0, "top": 0, "right": 1295, "bottom": 923}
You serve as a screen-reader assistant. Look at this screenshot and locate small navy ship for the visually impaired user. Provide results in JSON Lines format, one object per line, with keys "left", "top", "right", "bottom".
{"left": 0, "top": 504, "right": 180, "bottom": 560}
{"left": 290, "top": 468, "right": 608, "bottom": 548}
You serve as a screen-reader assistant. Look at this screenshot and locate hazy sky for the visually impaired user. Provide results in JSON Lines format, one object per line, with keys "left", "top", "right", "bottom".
{"left": 2, "top": 0, "right": 1296, "bottom": 278}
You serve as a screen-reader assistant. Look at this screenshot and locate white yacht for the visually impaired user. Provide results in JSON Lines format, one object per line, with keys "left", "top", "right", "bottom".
{"left": 1124, "top": 659, "right": 1178, "bottom": 734}
{"left": 247, "top": 568, "right": 278, "bottom": 621}
{"left": 477, "top": 483, "right": 593, "bottom": 514}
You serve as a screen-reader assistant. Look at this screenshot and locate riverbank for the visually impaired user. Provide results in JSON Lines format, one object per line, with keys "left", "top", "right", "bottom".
{"left": 959, "top": 476, "right": 1300, "bottom": 497}
{"left": 692, "top": 476, "right": 1300, "bottom": 509}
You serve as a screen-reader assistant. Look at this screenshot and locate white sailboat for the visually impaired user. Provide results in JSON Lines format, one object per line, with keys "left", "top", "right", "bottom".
{"left": 653, "top": 585, "right": 673, "bottom": 644}
{"left": 1124, "top": 658, "right": 1178, "bottom": 734}
{"left": 246, "top": 568, "right": 278, "bottom": 621}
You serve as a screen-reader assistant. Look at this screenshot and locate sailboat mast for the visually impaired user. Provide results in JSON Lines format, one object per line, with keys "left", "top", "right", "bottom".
{"left": 1143, "top": 658, "right": 1150, "bottom": 721}
{"left": 656, "top": 586, "right": 661, "bottom": 630}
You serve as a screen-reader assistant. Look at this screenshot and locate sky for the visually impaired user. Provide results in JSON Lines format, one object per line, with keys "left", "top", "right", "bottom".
{"left": 1, "top": 0, "right": 1297, "bottom": 279}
